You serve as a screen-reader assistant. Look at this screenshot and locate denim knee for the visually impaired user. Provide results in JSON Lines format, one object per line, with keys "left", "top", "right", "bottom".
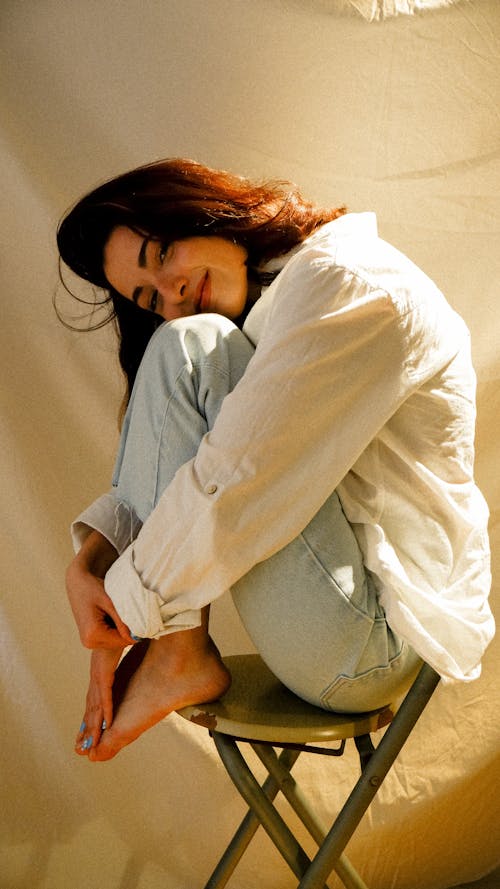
{"left": 112, "top": 314, "right": 254, "bottom": 520}
{"left": 145, "top": 313, "right": 252, "bottom": 377}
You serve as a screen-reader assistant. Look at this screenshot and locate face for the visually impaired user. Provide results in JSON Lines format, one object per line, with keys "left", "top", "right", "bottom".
{"left": 103, "top": 226, "right": 249, "bottom": 322}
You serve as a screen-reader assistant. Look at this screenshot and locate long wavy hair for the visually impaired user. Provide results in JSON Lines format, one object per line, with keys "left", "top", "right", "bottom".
{"left": 56, "top": 158, "right": 345, "bottom": 414}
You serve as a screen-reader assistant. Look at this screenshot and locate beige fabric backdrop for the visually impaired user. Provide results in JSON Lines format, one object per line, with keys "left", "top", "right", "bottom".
{"left": 1, "top": 2, "right": 499, "bottom": 888}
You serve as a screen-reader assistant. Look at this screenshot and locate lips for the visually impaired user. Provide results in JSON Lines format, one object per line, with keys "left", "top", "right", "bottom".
{"left": 196, "top": 271, "right": 210, "bottom": 313}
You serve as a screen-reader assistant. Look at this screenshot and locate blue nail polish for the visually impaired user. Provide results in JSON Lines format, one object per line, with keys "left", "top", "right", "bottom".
{"left": 81, "top": 736, "right": 93, "bottom": 751}
{"left": 131, "top": 634, "right": 142, "bottom": 641}
{"left": 79, "top": 721, "right": 86, "bottom": 733}
{"left": 101, "top": 720, "right": 107, "bottom": 730}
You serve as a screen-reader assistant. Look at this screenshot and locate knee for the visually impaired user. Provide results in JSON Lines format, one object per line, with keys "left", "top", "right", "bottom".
{"left": 168, "top": 313, "right": 239, "bottom": 339}
{"left": 141, "top": 314, "right": 238, "bottom": 371}
{"left": 138, "top": 313, "right": 254, "bottom": 391}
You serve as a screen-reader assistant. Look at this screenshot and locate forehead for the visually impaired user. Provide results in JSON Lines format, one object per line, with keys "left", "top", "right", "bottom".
{"left": 103, "top": 226, "right": 145, "bottom": 296}
{"left": 104, "top": 225, "right": 143, "bottom": 264}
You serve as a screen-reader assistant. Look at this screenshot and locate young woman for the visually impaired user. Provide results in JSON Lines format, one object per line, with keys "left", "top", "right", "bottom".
{"left": 57, "top": 158, "right": 493, "bottom": 762}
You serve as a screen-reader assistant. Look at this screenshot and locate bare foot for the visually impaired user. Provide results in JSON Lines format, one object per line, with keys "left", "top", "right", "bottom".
{"left": 88, "top": 630, "right": 231, "bottom": 762}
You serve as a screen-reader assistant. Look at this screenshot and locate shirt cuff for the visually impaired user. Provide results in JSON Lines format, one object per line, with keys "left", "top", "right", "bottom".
{"left": 71, "top": 491, "right": 143, "bottom": 555}
{"left": 104, "top": 544, "right": 202, "bottom": 639}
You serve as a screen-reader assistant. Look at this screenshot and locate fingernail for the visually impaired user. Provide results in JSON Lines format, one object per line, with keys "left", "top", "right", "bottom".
{"left": 79, "top": 721, "right": 86, "bottom": 733}
{"left": 81, "top": 736, "right": 93, "bottom": 751}
{"left": 101, "top": 720, "right": 107, "bottom": 730}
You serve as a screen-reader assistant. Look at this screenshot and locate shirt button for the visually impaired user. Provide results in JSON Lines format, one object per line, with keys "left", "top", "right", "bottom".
{"left": 205, "top": 483, "right": 218, "bottom": 495}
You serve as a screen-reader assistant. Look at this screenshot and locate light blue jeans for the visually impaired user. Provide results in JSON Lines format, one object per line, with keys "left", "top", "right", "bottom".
{"left": 112, "top": 314, "right": 421, "bottom": 712}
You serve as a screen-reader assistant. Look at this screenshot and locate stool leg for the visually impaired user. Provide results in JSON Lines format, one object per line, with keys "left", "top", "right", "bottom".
{"left": 254, "top": 744, "right": 369, "bottom": 889}
{"left": 204, "top": 747, "right": 300, "bottom": 888}
{"left": 297, "top": 663, "right": 441, "bottom": 889}
{"left": 213, "top": 732, "right": 332, "bottom": 888}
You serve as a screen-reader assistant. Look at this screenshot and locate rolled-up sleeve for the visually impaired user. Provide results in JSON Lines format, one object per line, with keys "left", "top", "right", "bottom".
{"left": 71, "top": 490, "right": 143, "bottom": 555}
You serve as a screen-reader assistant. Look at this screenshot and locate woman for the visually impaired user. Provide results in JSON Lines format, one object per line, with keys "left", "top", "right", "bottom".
{"left": 57, "top": 158, "right": 493, "bottom": 763}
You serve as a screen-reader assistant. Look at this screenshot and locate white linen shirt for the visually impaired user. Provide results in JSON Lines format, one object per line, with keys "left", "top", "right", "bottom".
{"left": 72, "top": 213, "right": 494, "bottom": 682}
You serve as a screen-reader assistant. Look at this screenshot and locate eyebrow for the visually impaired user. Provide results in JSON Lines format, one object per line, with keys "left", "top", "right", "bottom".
{"left": 132, "top": 236, "right": 150, "bottom": 304}
{"left": 138, "top": 236, "right": 150, "bottom": 268}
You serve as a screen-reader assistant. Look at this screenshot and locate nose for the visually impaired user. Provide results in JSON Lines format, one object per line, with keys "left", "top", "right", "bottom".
{"left": 155, "top": 271, "right": 188, "bottom": 304}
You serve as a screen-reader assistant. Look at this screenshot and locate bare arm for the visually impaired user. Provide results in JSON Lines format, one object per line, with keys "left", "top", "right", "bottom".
{"left": 66, "top": 530, "right": 136, "bottom": 650}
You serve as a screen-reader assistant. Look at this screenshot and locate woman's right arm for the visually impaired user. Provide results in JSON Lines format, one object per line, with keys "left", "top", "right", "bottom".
{"left": 66, "top": 529, "right": 136, "bottom": 650}
{"left": 67, "top": 491, "right": 143, "bottom": 648}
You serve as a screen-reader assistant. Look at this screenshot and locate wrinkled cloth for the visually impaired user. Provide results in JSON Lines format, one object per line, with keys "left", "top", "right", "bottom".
{"left": 72, "top": 213, "right": 494, "bottom": 682}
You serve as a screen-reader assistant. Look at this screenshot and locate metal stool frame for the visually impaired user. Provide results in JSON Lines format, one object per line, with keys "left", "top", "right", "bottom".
{"left": 179, "top": 657, "right": 440, "bottom": 889}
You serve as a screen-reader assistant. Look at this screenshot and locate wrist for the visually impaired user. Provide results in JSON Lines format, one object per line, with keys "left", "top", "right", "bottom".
{"left": 73, "top": 531, "right": 119, "bottom": 579}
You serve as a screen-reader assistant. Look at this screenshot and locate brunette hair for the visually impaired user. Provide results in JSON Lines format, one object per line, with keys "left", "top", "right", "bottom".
{"left": 57, "top": 157, "right": 345, "bottom": 411}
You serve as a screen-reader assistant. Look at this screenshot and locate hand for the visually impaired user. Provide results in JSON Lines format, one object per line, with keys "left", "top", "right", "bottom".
{"left": 66, "top": 531, "right": 136, "bottom": 650}
{"left": 75, "top": 647, "right": 122, "bottom": 754}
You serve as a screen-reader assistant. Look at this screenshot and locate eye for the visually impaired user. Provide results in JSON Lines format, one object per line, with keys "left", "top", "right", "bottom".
{"left": 159, "top": 242, "right": 169, "bottom": 264}
{"left": 149, "top": 291, "right": 158, "bottom": 313}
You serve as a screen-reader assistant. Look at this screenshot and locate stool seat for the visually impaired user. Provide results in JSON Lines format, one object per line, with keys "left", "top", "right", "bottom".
{"left": 179, "top": 654, "right": 396, "bottom": 744}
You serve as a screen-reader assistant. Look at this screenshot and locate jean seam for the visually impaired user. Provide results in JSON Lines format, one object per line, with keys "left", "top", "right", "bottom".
{"left": 152, "top": 361, "right": 232, "bottom": 505}
{"left": 319, "top": 640, "right": 407, "bottom": 709}
{"left": 298, "top": 528, "right": 384, "bottom": 625}
{"left": 191, "top": 359, "right": 232, "bottom": 421}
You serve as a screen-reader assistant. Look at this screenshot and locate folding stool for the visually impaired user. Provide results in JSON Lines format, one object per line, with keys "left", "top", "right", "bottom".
{"left": 178, "top": 654, "right": 439, "bottom": 889}
{"left": 178, "top": 653, "right": 440, "bottom": 889}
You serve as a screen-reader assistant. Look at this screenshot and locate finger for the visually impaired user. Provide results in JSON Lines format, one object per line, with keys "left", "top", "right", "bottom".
{"left": 87, "top": 707, "right": 103, "bottom": 748}
{"left": 76, "top": 733, "right": 93, "bottom": 756}
{"left": 101, "top": 595, "right": 136, "bottom": 644}
{"left": 89, "top": 648, "right": 120, "bottom": 738}
{"left": 82, "top": 616, "right": 130, "bottom": 650}
{"left": 87, "top": 686, "right": 113, "bottom": 745}
{"left": 75, "top": 691, "right": 94, "bottom": 754}
{"left": 76, "top": 680, "right": 104, "bottom": 754}
{"left": 90, "top": 717, "right": 105, "bottom": 749}
{"left": 75, "top": 720, "right": 93, "bottom": 756}
{"left": 75, "top": 718, "right": 87, "bottom": 748}
{"left": 81, "top": 697, "right": 109, "bottom": 753}
{"left": 102, "top": 685, "right": 114, "bottom": 731}
{"left": 100, "top": 624, "right": 132, "bottom": 649}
